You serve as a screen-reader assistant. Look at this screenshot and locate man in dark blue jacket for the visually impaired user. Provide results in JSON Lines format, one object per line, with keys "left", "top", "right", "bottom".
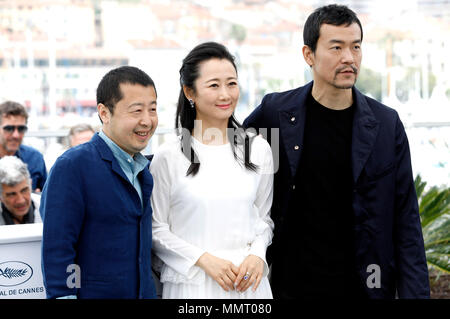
{"left": 244, "top": 4, "right": 429, "bottom": 299}
{"left": 41, "top": 66, "right": 158, "bottom": 298}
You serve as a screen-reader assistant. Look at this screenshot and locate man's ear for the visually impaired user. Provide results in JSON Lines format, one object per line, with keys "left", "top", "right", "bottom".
{"left": 302, "top": 45, "right": 314, "bottom": 67}
{"left": 183, "top": 85, "right": 194, "bottom": 101}
{"left": 97, "top": 103, "right": 111, "bottom": 124}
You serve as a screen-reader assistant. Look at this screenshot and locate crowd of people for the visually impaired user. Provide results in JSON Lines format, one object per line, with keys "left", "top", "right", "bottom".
{"left": 1, "top": 4, "right": 430, "bottom": 299}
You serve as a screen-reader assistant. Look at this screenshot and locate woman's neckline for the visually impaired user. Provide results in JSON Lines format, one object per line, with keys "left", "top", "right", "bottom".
{"left": 191, "top": 135, "right": 230, "bottom": 148}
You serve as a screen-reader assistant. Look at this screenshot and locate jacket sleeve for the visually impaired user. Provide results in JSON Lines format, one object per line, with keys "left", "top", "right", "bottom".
{"left": 393, "top": 115, "right": 430, "bottom": 298}
{"left": 150, "top": 151, "right": 206, "bottom": 279}
{"left": 248, "top": 138, "right": 274, "bottom": 277}
{"left": 243, "top": 94, "right": 269, "bottom": 131}
{"left": 41, "top": 156, "right": 85, "bottom": 299}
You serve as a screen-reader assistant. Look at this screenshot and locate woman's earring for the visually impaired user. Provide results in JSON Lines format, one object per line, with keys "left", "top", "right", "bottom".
{"left": 189, "top": 99, "right": 195, "bottom": 108}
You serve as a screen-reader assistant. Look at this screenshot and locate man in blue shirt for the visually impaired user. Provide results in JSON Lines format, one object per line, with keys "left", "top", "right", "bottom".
{"left": 0, "top": 101, "right": 47, "bottom": 192}
{"left": 41, "top": 66, "right": 159, "bottom": 299}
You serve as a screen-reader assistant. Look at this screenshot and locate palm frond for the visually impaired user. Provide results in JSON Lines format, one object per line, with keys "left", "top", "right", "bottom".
{"left": 414, "top": 175, "right": 427, "bottom": 199}
{"left": 423, "top": 217, "right": 450, "bottom": 248}
{"left": 420, "top": 189, "right": 450, "bottom": 228}
{"left": 415, "top": 175, "right": 450, "bottom": 274}
{"left": 426, "top": 252, "right": 450, "bottom": 274}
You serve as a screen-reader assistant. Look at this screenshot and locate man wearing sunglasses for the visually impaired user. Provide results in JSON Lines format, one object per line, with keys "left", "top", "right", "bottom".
{"left": 0, "top": 101, "right": 47, "bottom": 192}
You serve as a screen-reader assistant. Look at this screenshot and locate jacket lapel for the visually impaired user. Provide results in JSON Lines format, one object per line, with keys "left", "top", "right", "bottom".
{"left": 351, "top": 88, "right": 380, "bottom": 184}
{"left": 92, "top": 133, "right": 130, "bottom": 183}
{"left": 278, "top": 82, "right": 312, "bottom": 178}
{"left": 139, "top": 166, "right": 153, "bottom": 212}
{"left": 93, "top": 133, "right": 153, "bottom": 217}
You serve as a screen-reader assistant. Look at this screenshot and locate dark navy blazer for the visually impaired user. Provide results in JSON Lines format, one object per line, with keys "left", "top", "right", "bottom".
{"left": 41, "top": 133, "right": 157, "bottom": 299}
{"left": 244, "top": 82, "right": 430, "bottom": 298}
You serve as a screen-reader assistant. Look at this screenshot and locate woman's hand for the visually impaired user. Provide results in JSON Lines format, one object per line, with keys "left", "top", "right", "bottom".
{"left": 195, "top": 252, "right": 239, "bottom": 292}
{"left": 234, "top": 254, "right": 264, "bottom": 293}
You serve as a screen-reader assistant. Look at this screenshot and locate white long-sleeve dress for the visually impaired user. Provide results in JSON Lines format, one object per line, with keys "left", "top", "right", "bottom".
{"left": 150, "top": 134, "right": 274, "bottom": 299}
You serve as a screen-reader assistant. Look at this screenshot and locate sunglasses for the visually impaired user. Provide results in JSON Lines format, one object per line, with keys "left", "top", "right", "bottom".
{"left": 2, "top": 125, "right": 28, "bottom": 134}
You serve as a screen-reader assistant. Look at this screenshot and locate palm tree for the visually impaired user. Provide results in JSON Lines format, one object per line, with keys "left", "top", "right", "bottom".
{"left": 415, "top": 175, "right": 450, "bottom": 298}
{"left": 415, "top": 175, "right": 450, "bottom": 274}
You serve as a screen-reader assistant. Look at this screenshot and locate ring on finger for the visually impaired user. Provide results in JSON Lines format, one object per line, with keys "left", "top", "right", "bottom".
{"left": 243, "top": 271, "right": 251, "bottom": 281}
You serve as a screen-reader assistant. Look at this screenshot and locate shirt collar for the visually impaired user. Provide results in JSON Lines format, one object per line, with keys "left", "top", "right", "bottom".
{"left": 11, "top": 145, "right": 23, "bottom": 159}
{"left": 98, "top": 129, "right": 148, "bottom": 173}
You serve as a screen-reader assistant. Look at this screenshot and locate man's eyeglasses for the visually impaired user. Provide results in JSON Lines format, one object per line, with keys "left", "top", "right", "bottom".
{"left": 2, "top": 125, "right": 28, "bottom": 134}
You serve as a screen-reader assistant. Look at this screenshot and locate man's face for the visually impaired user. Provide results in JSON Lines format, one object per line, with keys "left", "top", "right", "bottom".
{"left": 0, "top": 115, "right": 27, "bottom": 156}
{"left": 70, "top": 130, "right": 94, "bottom": 147}
{"left": 1, "top": 178, "right": 31, "bottom": 222}
{"left": 304, "top": 23, "right": 362, "bottom": 91}
{"left": 99, "top": 83, "right": 158, "bottom": 157}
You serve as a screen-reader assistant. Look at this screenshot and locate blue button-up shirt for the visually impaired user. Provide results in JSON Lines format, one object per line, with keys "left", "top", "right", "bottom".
{"left": 98, "top": 130, "right": 149, "bottom": 207}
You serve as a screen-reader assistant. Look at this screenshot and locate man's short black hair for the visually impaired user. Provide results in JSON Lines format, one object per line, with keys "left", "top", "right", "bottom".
{"left": 96, "top": 66, "right": 156, "bottom": 117}
{"left": 303, "top": 4, "right": 363, "bottom": 53}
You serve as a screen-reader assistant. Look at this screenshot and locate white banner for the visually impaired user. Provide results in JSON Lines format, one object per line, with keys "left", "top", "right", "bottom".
{"left": 0, "top": 223, "right": 46, "bottom": 299}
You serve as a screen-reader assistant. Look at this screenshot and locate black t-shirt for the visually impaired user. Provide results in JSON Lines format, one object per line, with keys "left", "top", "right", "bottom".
{"left": 280, "top": 93, "right": 362, "bottom": 298}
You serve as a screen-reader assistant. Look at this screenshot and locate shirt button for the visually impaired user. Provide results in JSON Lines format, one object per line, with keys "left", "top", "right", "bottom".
{"left": 294, "top": 145, "right": 299, "bottom": 150}
{"left": 292, "top": 185, "right": 296, "bottom": 190}
{"left": 127, "top": 159, "right": 131, "bottom": 163}
{"left": 291, "top": 116, "right": 295, "bottom": 122}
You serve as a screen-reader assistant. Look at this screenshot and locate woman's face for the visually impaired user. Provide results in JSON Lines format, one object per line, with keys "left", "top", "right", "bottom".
{"left": 186, "top": 58, "right": 239, "bottom": 128}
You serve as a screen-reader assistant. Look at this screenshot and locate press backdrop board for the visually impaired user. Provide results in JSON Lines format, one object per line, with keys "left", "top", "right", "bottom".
{"left": 0, "top": 223, "right": 46, "bottom": 299}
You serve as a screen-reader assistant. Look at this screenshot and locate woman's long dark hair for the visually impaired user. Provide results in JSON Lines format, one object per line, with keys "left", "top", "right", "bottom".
{"left": 175, "top": 41, "right": 257, "bottom": 176}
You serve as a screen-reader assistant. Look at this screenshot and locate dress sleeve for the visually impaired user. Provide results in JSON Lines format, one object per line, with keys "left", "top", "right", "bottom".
{"left": 150, "top": 149, "right": 206, "bottom": 279}
{"left": 248, "top": 138, "right": 274, "bottom": 277}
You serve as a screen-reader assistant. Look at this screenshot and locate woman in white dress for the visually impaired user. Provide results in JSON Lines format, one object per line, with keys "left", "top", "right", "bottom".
{"left": 150, "top": 42, "right": 274, "bottom": 299}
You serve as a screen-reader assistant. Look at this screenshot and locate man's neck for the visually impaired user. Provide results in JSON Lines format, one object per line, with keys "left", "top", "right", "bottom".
{"left": 1, "top": 202, "right": 27, "bottom": 224}
{"left": 100, "top": 129, "right": 136, "bottom": 158}
{"left": 311, "top": 84, "right": 353, "bottom": 110}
